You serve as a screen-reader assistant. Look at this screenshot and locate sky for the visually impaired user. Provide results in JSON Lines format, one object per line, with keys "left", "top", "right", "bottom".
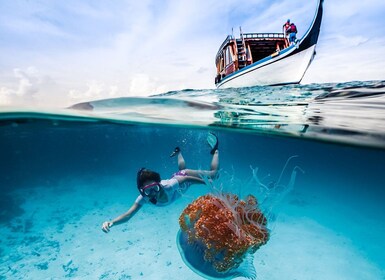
{"left": 0, "top": 0, "right": 385, "bottom": 107}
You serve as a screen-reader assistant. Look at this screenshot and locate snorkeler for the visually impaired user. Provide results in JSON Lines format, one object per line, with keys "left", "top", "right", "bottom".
{"left": 101, "top": 132, "right": 219, "bottom": 233}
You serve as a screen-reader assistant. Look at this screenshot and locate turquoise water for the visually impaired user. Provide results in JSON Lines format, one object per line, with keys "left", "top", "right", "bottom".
{"left": 1, "top": 81, "right": 385, "bottom": 279}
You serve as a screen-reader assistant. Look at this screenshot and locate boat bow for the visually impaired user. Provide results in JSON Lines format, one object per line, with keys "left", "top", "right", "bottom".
{"left": 215, "top": 0, "right": 324, "bottom": 88}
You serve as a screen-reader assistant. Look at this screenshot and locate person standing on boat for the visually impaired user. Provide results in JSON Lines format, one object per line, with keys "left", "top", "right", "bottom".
{"left": 283, "top": 19, "right": 291, "bottom": 38}
{"left": 288, "top": 22, "right": 297, "bottom": 45}
{"left": 101, "top": 133, "right": 220, "bottom": 233}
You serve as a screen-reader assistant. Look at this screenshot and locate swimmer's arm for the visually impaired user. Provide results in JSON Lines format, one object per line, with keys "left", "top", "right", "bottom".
{"left": 102, "top": 202, "right": 142, "bottom": 233}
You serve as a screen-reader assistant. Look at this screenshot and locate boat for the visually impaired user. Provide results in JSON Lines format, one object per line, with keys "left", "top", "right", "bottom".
{"left": 215, "top": 0, "right": 324, "bottom": 88}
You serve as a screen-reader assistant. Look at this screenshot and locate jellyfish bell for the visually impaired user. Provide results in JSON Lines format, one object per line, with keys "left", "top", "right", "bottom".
{"left": 177, "top": 229, "right": 256, "bottom": 280}
{"left": 177, "top": 194, "right": 269, "bottom": 280}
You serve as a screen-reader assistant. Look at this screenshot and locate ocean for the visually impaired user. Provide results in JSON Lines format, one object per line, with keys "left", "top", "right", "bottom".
{"left": 1, "top": 80, "right": 385, "bottom": 279}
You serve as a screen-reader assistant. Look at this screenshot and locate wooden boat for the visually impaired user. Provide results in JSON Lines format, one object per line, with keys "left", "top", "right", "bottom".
{"left": 215, "top": 0, "right": 324, "bottom": 88}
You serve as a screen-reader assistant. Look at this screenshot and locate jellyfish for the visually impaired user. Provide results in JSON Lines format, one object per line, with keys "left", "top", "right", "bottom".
{"left": 177, "top": 194, "right": 269, "bottom": 280}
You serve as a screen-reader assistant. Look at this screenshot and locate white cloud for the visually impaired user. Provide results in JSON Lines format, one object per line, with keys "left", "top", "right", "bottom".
{"left": 14, "top": 68, "right": 39, "bottom": 96}
{"left": 0, "top": 67, "right": 41, "bottom": 106}
{"left": 303, "top": 36, "right": 385, "bottom": 83}
{"left": 68, "top": 81, "right": 120, "bottom": 101}
{"left": 333, "top": 35, "right": 369, "bottom": 47}
{"left": 0, "top": 87, "right": 12, "bottom": 106}
{"left": 129, "top": 74, "right": 157, "bottom": 97}
{"left": 0, "top": 0, "right": 384, "bottom": 107}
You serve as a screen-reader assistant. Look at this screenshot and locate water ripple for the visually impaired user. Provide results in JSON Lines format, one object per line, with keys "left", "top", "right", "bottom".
{"left": 1, "top": 80, "right": 384, "bottom": 149}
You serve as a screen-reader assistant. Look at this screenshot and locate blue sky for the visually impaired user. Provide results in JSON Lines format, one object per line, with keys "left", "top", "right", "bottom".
{"left": 0, "top": 0, "right": 385, "bottom": 107}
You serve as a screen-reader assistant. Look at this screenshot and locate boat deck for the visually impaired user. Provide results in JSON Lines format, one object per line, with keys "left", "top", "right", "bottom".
{"left": 244, "top": 33, "right": 288, "bottom": 62}
{"left": 215, "top": 33, "right": 289, "bottom": 83}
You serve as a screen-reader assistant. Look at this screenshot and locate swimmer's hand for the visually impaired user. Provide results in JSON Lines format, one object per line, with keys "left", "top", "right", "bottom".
{"left": 102, "top": 221, "right": 114, "bottom": 233}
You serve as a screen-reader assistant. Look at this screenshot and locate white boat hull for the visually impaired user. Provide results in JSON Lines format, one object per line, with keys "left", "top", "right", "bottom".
{"left": 217, "top": 45, "right": 316, "bottom": 88}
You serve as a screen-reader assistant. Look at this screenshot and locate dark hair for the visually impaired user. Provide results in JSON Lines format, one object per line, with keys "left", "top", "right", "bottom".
{"left": 136, "top": 168, "right": 161, "bottom": 189}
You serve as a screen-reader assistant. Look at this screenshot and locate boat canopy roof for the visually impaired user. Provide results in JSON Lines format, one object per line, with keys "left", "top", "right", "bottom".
{"left": 215, "top": 33, "right": 285, "bottom": 61}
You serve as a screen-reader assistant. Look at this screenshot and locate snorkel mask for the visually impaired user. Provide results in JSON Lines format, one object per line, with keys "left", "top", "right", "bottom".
{"left": 137, "top": 168, "right": 161, "bottom": 205}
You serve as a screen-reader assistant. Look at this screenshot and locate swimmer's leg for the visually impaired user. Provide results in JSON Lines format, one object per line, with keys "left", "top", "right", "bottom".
{"left": 178, "top": 150, "right": 186, "bottom": 170}
{"left": 184, "top": 150, "right": 219, "bottom": 179}
{"left": 170, "top": 146, "right": 185, "bottom": 170}
{"left": 207, "top": 132, "right": 219, "bottom": 155}
{"left": 210, "top": 150, "right": 219, "bottom": 175}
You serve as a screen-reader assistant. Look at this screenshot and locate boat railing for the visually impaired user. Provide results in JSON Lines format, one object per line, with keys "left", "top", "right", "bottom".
{"left": 243, "top": 33, "right": 285, "bottom": 39}
{"left": 218, "top": 35, "right": 234, "bottom": 51}
{"left": 216, "top": 35, "right": 235, "bottom": 60}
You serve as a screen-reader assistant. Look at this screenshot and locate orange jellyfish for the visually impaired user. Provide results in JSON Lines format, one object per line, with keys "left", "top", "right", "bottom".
{"left": 177, "top": 193, "right": 269, "bottom": 279}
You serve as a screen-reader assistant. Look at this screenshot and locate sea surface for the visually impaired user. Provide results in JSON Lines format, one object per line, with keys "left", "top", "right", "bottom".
{"left": 1, "top": 80, "right": 385, "bottom": 279}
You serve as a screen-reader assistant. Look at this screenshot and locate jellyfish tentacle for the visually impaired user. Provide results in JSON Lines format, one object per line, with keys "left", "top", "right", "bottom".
{"left": 250, "top": 166, "right": 270, "bottom": 191}
{"left": 276, "top": 155, "right": 299, "bottom": 186}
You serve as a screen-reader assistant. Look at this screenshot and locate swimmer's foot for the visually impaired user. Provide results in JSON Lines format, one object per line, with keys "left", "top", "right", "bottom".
{"left": 207, "top": 132, "right": 218, "bottom": 155}
{"left": 170, "top": 147, "right": 180, "bottom": 157}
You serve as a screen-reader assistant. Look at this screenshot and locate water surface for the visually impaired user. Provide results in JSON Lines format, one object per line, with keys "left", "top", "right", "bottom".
{"left": 1, "top": 81, "right": 384, "bottom": 279}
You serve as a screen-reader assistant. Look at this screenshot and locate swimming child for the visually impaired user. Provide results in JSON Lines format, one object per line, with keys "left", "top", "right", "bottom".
{"left": 101, "top": 132, "right": 219, "bottom": 233}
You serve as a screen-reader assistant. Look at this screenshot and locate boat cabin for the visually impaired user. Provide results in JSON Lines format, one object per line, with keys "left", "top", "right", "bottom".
{"left": 215, "top": 33, "right": 288, "bottom": 84}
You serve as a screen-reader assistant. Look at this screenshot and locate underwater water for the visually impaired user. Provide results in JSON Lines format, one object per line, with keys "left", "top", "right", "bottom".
{"left": 0, "top": 81, "right": 385, "bottom": 279}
